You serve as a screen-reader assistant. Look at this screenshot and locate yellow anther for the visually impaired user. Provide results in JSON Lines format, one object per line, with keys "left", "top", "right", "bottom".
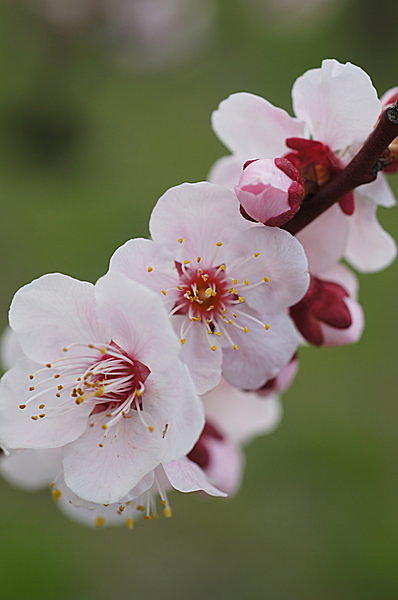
{"left": 254, "top": 252, "right": 260, "bottom": 257}
{"left": 232, "top": 313, "right": 237, "bottom": 318}
{"left": 147, "top": 266, "right": 153, "bottom": 272}
{"left": 135, "top": 389, "right": 142, "bottom": 398}
{"left": 210, "top": 345, "right": 217, "bottom": 351}
{"left": 148, "top": 426, "right": 154, "bottom": 432}
{"left": 29, "top": 386, "right": 35, "bottom": 391}
{"left": 163, "top": 506, "right": 173, "bottom": 518}
{"left": 19, "top": 404, "right": 26, "bottom": 409}
{"left": 243, "top": 326, "right": 249, "bottom": 333}
{"left": 54, "top": 374, "right": 61, "bottom": 379}
{"left": 45, "top": 363, "right": 52, "bottom": 368}
{"left": 152, "top": 512, "right": 159, "bottom": 520}
{"left": 118, "top": 505, "right": 125, "bottom": 513}
{"left": 63, "top": 348, "right": 68, "bottom": 352}
{"left": 178, "top": 237, "right": 183, "bottom": 244}
{"left": 232, "top": 279, "right": 238, "bottom": 285}
{"left": 31, "top": 416, "right": 38, "bottom": 421}
{"left": 233, "top": 344, "right": 239, "bottom": 350}
{"left": 49, "top": 482, "right": 55, "bottom": 488}
{"left": 216, "top": 241, "right": 223, "bottom": 247}
{"left": 263, "top": 276, "right": 270, "bottom": 283}
{"left": 100, "top": 348, "right": 106, "bottom": 354}
{"left": 196, "top": 256, "right": 201, "bottom": 262}
{"left": 244, "top": 279, "right": 249, "bottom": 286}
{"left": 145, "top": 515, "right": 152, "bottom": 521}
{"left": 95, "top": 516, "right": 105, "bottom": 528}
{"left": 205, "top": 288, "right": 213, "bottom": 298}
{"left": 161, "top": 289, "right": 167, "bottom": 296}
{"left": 238, "top": 296, "right": 245, "bottom": 303}
{"left": 98, "top": 443, "right": 103, "bottom": 448}
{"left": 265, "top": 323, "right": 271, "bottom": 330}
{"left": 136, "top": 505, "right": 145, "bottom": 511}
{"left": 219, "top": 264, "right": 226, "bottom": 271}
{"left": 215, "top": 331, "right": 222, "bottom": 337}
{"left": 102, "top": 424, "right": 107, "bottom": 430}
{"left": 180, "top": 338, "right": 186, "bottom": 344}
{"left": 201, "top": 274, "right": 209, "bottom": 282}
{"left": 51, "top": 489, "right": 61, "bottom": 501}
{"left": 183, "top": 260, "right": 190, "bottom": 265}
{"left": 39, "top": 414, "right": 45, "bottom": 418}
{"left": 57, "top": 385, "right": 63, "bottom": 391}
{"left": 126, "top": 518, "right": 134, "bottom": 530}
{"left": 227, "top": 320, "right": 233, "bottom": 325}
{"left": 95, "top": 387, "right": 105, "bottom": 397}
{"left": 191, "top": 317, "right": 201, "bottom": 322}
{"left": 29, "top": 375, "right": 34, "bottom": 380}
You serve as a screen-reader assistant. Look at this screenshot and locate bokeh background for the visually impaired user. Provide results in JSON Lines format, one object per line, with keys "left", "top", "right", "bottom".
{"left": 0, "top": 1, "right": 397, "bottom": 598}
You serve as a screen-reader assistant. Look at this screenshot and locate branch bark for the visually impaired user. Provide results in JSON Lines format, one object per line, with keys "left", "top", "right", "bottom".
{"left": 282, "top": 101, "right": 398, "bottom": 235}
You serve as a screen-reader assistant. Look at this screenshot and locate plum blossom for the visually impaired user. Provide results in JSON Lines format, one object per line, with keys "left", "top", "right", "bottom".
{"left": 235, "top": 158, "right": 303, "bottom": 226}
{"left": 0, "top": 272, "right": 204, "bottom": 505}
{"left": 108, "top": 182, "right": 309, "bottom": 394}
{"left": 210, "top": 59, "right": 397, "bottom": 274}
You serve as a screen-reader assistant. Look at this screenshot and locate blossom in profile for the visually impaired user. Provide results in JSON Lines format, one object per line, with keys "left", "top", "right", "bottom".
{"left": 0, "top": 272, "right": 204, "bottom": 505}
{"left": 235, "top": 158, "right": 303, "bottom": 226}
{"left": 210, "top": 59, "right": 397, "bottom": 274}
{"left": 108, "top": 182, "right": 309, "bottom": 394}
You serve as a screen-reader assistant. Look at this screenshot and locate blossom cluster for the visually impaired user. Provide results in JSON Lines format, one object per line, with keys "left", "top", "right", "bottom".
{"left": 0, "top": 59, "right": 396, "bottom": 529}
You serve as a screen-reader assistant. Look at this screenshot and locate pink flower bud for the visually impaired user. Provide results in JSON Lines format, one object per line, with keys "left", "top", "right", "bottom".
{"left": 380, "top": 87, "right": 398, "bottom": 173}
{"left": 235, "top": 158, "right": 303, "bottom": 226}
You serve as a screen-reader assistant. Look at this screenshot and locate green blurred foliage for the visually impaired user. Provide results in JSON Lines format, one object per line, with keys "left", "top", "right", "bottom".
{"left": 0, "top": 1, "right": 397, "bottom": 598}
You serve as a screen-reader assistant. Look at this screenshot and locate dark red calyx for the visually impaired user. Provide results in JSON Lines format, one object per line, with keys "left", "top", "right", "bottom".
{"left": 285, "top": 137, "right": 355, "bottom": 216}
{"left": 290, "top": 276, "right": 352, "bottom": 346}
{"left": 187, "top": 421, "right": 223, "bottom": 470}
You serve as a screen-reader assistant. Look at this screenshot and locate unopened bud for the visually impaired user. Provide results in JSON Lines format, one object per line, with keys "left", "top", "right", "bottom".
{"left": 235, "top": 158, "right": 303, "bottom": 226}
{"left": 380, "top": 87, "right": 398, "bottom": 173}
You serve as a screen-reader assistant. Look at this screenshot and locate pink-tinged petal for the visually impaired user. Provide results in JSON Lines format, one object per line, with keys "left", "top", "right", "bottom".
{"left": 222, "top": 310, "right": 300, "bottom": 389}
{"left": 94, "top": 273, "right": 180, "bottom": 374}
{"left": 1, "top": 327, "right": 23, "bottom": 370}
{"left": 203, "top": 378, "right": 282, "bottom": 445}
{"left": 225, "top": 226, "right": 309, "bottom": 313}
{"left": 212, "top": 92, "right": 305, "bottom": 157}
{"left": 9, "top": 274, "right": 101, "bottom": 364}
{"left": 143, "top": 362, "right": 204, "bottom": 463}
{"left": 297, "top": 203, "right": 349, "bottom": 275}
{"left": 381, "top": 86, "right": 398, "bottom": 108}
{"left": 208, "top": 155, "right": 245, "bottom": 188}
{"left": 345, "top": 198, "right": 397, "bottom": 272}
{"left": 0, "top": 358, "right": 92, "bottom": 450}
{"left": 108, "top": 238, "right": 179, "bottom": 311}
{"left": 173, "top": 316, "right": 222, "bottom": 395}
{"left": 292, "top": 59, "right": 381, "bottom": 151}
{"left": 320, "top": 298, "right": 364, "bottom": 346}
{"left": 163, "top": 457, "right": 227, "bottom": 497}
{"left": 63, "top": 412, "right": 166, "bottom": 504}
{"left": 356, "top": 174, "right": 396, "bottom": 208}
{"left": 0, "top": 448, "right": 62, "bottom": 491}
{"left": 55, "top": 477, "right": 143, "bottom": 529}
{"left": 204, "top": 437, "right": 243, "bottom": 495}
{"left": 149, "top": 182, "right": 246, "bottom": 265}
{"left": 319, "top": 263, "right": 359, "bottom": 299}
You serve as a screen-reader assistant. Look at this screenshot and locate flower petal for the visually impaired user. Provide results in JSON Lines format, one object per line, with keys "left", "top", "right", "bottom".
{"left": 204, "top": 437, "right": 243, "bottom": 495}
{"left": 345, "top": 198, "right": 397, "bottom": 272}
{"left": 0, "top": 448, "right": 62, "bottom": 491}
{"left": 63, "top": 412, "right": 165, "bottom": 504}
{"left": 320, "top": 298, "right": 364, "bottom": 346}
{"left": 212, "top": 92, "right": 305, "bottom": 156}
{"left": 292, "top": 59, "right": 381, "bottom": 151}
{"left": 9, "top": 274, "right": 100, "bottom": 364}
{"left": 356, "top": 174, "right": 396, "bottom": 208}
{"left": 163, "top": 457, "right": 227, "bottom": 497}
{"left": 208, "top": 155, "right": 245, "bottom": 188}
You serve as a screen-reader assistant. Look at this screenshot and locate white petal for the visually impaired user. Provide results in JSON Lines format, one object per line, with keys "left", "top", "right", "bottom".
{"left": 225, "top": 226, "right": 309, "bottom": 312}
{"left": 9, "top": 274, "right": 100, "bottom": 364}
{"left": 0, "top": 358, "right": 92, "bottom": 450}
{"left": 143, "top": 362, "right": 204, "bottom": 463}
{"left": 208, "top": 155, "right": 245, "bottom": 189}
{"left": 95, "top": 272, "right": 180, "bottom": 374}
{"left": 292, "top": 59, "right": 381, "bottom": 151}
{"left": 63, "top": 412, "right": 166, "bottom": 504}
{"left": 203, "top": 378, "right": 282, "bottom": 445}
{"left": 149, "top": 182, "right": 246, "bottom": 265}
{"left": 221, "top": 310, "right": 300, "bottom": 389}
{"left": 0, "top": 448, "right": 62, "bottom": 491}
{"left": 173, "top": 316, "right": 222, "bottom": 395}
{"left": 1, "top": 327, "right": 23, "bottom": 371}
{"left": 204, "top": 437, "right": 243, "bottom": 495}
{"left": 212, "top": 92, "right": 305, "bottom": 156}
{"left": 356, "top": 174, "right": 396, "bottom": 208}
{"left": 163, "top": 457, "right": 227, "bottom": 497}
{"left": 297, "top": 204, "right": 349, "bottom": 276}
{"left": 345, "top": 197, "right": 397, "bottom": 272}
{"left": 108, "top": 238, "right": 179, "bottom": 311}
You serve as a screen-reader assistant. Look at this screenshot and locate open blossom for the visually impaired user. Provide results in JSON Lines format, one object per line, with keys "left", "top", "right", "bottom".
{"left": 210, "top": 58, "right": 397, "bottom": 274}
{"left": 108, "top": 182, "right": 309, "bottom": 394}
{"left": 0, "top": 272, "right": 204, "bottom": 505}
{"left": 235, "top": 158, "right": 303, "bottom": 226}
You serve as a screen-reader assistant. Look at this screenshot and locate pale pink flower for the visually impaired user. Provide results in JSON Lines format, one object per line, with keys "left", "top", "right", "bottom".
{"left": 235, "top": 158, "right": 303, "bottom": 226}
{"left": 210, "top": 59, "right": 397, "bottom": 274}
{"left": 0, "top": 272, "right": 204, "bottom": 505}
{"left": 108, "top": 182, "right": 309, "bottom": 394}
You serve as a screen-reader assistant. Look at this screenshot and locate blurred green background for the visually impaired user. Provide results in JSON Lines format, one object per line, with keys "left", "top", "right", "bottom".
{"left": 0, "top": 1, "right": 397, "bottom": 598}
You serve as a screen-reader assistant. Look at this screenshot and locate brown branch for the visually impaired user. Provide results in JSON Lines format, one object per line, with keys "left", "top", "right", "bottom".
{"left": 282, "top": 101, "right": 398, "bottom": 235}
